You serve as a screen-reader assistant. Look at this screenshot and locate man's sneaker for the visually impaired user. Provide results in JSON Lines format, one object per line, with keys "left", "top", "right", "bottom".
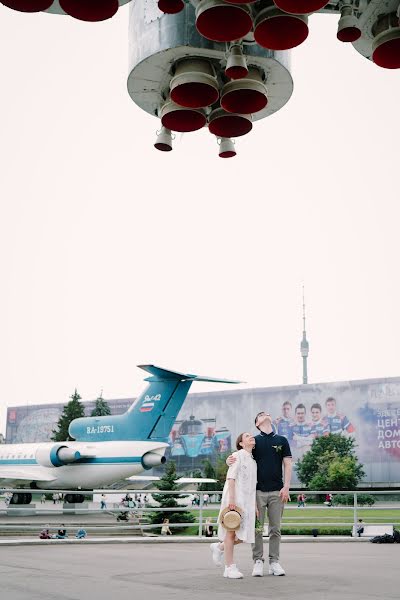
{"left": 268, "top": 562, "right": 286, "bottom": 576}
{"left": 252, "top": 560, "right": 264, "bottom": 577}
{"left": 210, "top": 542, "right": 224, "bottom": 566}
{"left": 224, "top": 564, "right": 243, "bottom": 579}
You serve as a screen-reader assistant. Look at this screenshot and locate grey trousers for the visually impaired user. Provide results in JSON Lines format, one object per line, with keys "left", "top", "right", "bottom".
{"left": 252, "top": 490, "right": 284, "bottom": 564}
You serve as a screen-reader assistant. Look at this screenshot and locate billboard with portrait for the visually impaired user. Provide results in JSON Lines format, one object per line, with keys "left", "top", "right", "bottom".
{"left": 177, "top": 376, "right": 400, "bottom": 484}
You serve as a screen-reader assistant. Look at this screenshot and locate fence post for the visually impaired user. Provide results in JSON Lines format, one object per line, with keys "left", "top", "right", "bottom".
{"left": 198, "top": 492, "right": 204, "bottom": 538}
{"left": 353, "top": 491, "right": 358, "bottom": 536}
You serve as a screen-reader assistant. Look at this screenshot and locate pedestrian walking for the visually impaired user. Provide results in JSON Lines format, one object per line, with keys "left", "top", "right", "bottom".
{"left": 161, "top": 518, "right": 172, "bottom": 536}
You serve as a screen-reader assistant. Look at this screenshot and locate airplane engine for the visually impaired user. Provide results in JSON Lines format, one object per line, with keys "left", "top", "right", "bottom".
{"left": 141, "top": 451, "right": 167, "bottom": 469}
{"left": 36, "top": 443, "right": 82, "bottom": 468}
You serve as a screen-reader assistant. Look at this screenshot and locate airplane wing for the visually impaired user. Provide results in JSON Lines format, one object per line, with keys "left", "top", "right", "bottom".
{"left": 174, "top": 477, "right": 217, "bottom": 484}
{"left": 125, "top": 476, "right": 160, "bottom": 482}
{"left": 0, "top": 468, "right": 57, "bottom": 485}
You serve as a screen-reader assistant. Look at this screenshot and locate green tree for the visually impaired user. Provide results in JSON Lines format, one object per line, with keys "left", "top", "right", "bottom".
{"left": 90, "top": 393, "right": 111, "bottom": 417}
{"left": 149, "top": 462, "right": 195, "bottom": 532}
{"left": 215, "top": 452, "right": 230, "bottom": 490}
{"left": 198, "top": 459, "right": 219, "bottom": 492}
{"left": 296, "top": 434, "right": 365, "bottom": 490}
{"left": 51, "top": 389, "right": 85, "bottom": 441}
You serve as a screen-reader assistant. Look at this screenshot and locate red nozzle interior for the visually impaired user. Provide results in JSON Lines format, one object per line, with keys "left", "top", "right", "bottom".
{"left": 225, "top": 65, "right": 249, "bottom": 80}
{"left": 162, "top": 109, "right": 206, "bottom": 133}
{"left": 337, "top": 26, "right": 362, "bottom": 43}
{"left": 255, "top": 15, "right": 309, "bottom": 50}
{"left": 273, "top": 0, "right": 328, "bottom": 15}
{"left": 1, "top": 0, "right": 53, "bottom": 11}
{"left": 219, "top": 149, "right": 237, "bottom": 158}
{"left": 209, "top": 114, "right": 252, "bottom": 138}
{"left": 59, "top": 0, "right": 119, "bottom": 22}
{"left": 171, "top": 82, "right": 219, "bottom": 109}
{"left": 373, "top": 36, "right": 400, "bottom": 69}
{"left": 196, "top": 5, "right": 252, "bottom": 43}
{"left": 221, "top": 88, "right": 267, "bottom": 115}
{"left": 154, "top": 142, "right": 173, "bottom": 152}
{"left": 158, "top": 0, "right": 184, "bottom": 14}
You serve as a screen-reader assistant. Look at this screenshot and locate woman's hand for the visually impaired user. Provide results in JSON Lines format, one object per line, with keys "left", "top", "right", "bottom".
{"left": 228, "top": 499, "right": 236, "bottom": 510}
{"left": 255, "top": 507, "right": 259, "bottom": 519}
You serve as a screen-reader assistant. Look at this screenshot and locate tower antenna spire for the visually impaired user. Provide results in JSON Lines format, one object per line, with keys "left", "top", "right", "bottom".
{"left": 300, "top": 285, "right": 309, "bottom": 384}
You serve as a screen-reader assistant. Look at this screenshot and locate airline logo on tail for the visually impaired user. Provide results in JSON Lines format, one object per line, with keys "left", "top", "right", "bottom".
{"left": 140, "top": 394, "right": 162, "bottom": 413}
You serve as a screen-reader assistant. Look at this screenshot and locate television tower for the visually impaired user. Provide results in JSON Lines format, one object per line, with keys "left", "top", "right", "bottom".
{"left": 300, "top": 287, "right": 309, "bottom": 385}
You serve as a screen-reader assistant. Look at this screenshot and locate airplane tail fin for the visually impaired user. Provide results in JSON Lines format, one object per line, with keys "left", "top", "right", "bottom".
{"left": 138, "top": 364, "right": 240, "bottom": 385}
{"left": 69, "top": 365, "right": 241, "bottom": 443}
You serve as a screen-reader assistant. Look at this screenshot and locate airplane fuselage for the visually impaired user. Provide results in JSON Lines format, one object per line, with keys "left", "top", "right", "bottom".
{"left": 0, "top": 440, "right": 168, "bottom": 490}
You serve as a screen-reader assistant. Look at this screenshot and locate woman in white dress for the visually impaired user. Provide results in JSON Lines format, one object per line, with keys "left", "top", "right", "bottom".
{"left": 210, "top": 432, "right": 257, "bottom": 579}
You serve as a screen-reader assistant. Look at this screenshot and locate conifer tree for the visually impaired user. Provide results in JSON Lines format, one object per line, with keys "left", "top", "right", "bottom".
{"left": 51, "top": 389, "right": 85, "bottom": 441}
{"left": 198, "top": 459, "right": 219, "bottom": 492}
{"left": 149, "top": 462, "right": 195, "bottom": 531}
{"left": 90, "top": 392, "right": 111, "bottom": 417}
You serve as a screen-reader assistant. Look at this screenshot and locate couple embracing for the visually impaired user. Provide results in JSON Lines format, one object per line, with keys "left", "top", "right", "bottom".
{"left": 210, "top": 410, "right": 292, "bottom": 579}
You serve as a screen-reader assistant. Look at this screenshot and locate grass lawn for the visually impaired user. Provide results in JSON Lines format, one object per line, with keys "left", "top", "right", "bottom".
{"left": 178, "top": 506, "right": 400, "bottom": 535}
{"left": 196, "top": 507, "right": 400, "bottom": 522}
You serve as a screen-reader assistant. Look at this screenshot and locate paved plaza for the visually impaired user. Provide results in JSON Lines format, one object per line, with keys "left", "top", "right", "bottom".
{"left": 1, "top": 542, "right": 398, "bottom": 600}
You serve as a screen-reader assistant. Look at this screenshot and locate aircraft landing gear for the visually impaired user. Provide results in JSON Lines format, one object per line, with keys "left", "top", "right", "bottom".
{"left": 10, "top": 492, "right": 32, "bottom": 505}
{"left": 64, "top": 493, "right": 85, "bottom": 504}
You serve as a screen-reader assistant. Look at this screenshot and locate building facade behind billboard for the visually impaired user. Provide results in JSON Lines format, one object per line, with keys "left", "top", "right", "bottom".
{"left": 6, "top": 376, "right": 400, "bottom": 485}
{"left": 6, "top": 399, "right": 133, "bottom": 445}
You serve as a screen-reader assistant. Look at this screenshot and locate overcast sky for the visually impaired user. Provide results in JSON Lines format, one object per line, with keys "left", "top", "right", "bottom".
{"left": 0, "top": 6, "right": 399, "bottom": 436}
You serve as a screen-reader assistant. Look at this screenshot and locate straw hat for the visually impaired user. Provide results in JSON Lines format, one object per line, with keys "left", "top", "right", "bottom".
{"left": 219, "top": 505, "right": 243, "bottom": 531}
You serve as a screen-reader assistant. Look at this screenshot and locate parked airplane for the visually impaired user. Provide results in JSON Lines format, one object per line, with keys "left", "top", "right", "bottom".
{"left": 0, "top": 365, "right": 239, "bottom": 505}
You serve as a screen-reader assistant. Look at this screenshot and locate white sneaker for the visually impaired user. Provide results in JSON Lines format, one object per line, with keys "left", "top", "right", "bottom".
{"left": 269, "top": 562, "right": 286, "bottom": 576}
{"left": 252, "top": 560, "right": 264, "bottom": 577}
{"left": 224, "top": 564, "right": 243, "bottom": 579}
{"left": 210, "top": 542, "right": 224, "bottom": 566}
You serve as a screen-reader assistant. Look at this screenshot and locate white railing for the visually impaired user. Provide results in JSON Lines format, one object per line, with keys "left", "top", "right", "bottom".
{"left": 0, "top": 488, "right": 399, "bottom": 537}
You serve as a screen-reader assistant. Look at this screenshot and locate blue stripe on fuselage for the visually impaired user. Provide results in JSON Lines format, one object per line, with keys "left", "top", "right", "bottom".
{"left": 0, "top": 459, "right": 37, "bottom": 465}
{"left": 0, "top": 456, "right": 143, "bottom": 466}
{"left": 77, "top": 457, "right": 143, "bottom": 465}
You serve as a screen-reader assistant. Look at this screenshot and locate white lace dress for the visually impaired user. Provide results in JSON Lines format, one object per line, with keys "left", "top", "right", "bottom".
{"left": 217, "top": 448, "right": 257, "bottom": 544}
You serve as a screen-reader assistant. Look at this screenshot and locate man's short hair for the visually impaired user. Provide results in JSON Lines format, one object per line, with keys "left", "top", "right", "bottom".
{"left": 325, "top": 397, "right": 336, "bottom": 405}
{"left": 311, "top": 403, "right": 322, "bottom": 411}
{"left": 282, "top": 401, "right": 292, "bottom": 408}
{"left": 295, "top": 403, "right": 306, "bottom": 413}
